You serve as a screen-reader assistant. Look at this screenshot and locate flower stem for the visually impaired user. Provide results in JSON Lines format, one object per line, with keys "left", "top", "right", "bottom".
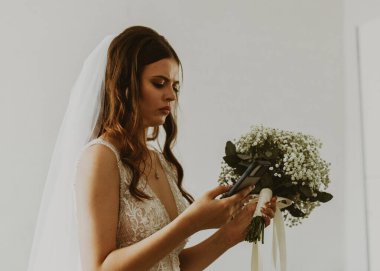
{"left": 245, "top": 216, "right": 265, "bottom": 243}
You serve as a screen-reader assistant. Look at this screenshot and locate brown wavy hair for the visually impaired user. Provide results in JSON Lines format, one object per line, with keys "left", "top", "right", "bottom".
{"left": 97, "top": 26, "right": 194, "bottom": 204}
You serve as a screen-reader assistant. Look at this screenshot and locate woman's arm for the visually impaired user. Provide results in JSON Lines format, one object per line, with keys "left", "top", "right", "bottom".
{"left": 75, "top": 144, "right": 253, "bottom": 271}
{"left": 179, "top": 227, "right": 233, "bottom": 271}
{"left": 179, "top": 197, "right": 277, "bottom": 271}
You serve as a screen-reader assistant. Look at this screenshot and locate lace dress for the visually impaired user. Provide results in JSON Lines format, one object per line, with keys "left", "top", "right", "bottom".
{"left": 79, "top": 138, "right": 190, "bottom": 270}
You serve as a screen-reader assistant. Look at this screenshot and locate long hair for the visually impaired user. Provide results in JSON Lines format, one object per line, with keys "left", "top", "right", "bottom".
{"left": 97, "top": 26, "right": 194, "bottom": 204}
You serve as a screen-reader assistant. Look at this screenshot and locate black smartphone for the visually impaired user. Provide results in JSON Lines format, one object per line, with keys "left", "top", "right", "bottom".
{"left": 220, "top": 160, "right": 271, "bottom": 198}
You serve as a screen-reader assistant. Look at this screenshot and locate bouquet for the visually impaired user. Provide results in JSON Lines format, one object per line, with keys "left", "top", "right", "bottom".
{"left": 218, "top": 125, "right": 333, "bottom": 244}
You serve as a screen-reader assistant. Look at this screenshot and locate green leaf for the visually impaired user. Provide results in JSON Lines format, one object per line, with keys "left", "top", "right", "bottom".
{"left": 270, "top": 148, "right": 281, "bottom": 160}
{"left": 273, "top": 180, "right": 293, "bottom": 190}
{"left": 316, "top": 192, "right": 333, "bottom": 203}
{"left": 265, "top": 150, "right": 273, "bottom": 158}
{"left": 260, "top": 173, "right": 273, "bottom": 188}
{"left": 250, "top": 146, "right": 260, "bottom": 159}
{"left": 225, "top": 141, "right": 236, "bottom": 156}
{"left": 252, "top": 184, "right": 262, "bottom": 194}
{"left": 285, "top": 205, "right": 306, "bottom": 217}
{"left": 299, "top": 185, "right": 313, "bottom": 198}
{"left": 237, "top": 153, "right": 252, "bottom": 160}
{"left": 234, "top": 164, "right": 249, "bottom": 175}
{"left": 223, "top": 155, "right": 240, "bottom": 167}
{"left": 308, "top": 197, "right": 319, "bottom": 202}
{"left": 237, "top": 160, "right": 252, "bottom": 167}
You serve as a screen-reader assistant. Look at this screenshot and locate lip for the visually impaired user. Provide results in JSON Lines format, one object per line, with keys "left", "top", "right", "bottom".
{"left": 159, "top": 106, "right": 171, "bottom": 111}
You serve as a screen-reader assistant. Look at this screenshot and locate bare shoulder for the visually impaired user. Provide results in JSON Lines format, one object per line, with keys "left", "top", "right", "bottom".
{"left": 75, "top": 143, "right": 120, "bottom": 194}
{"left": 75, "top": 143, "right": 120, "bottom": 267}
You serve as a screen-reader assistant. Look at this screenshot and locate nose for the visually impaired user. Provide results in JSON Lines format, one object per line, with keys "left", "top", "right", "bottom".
{"left": 165, "top": 85, "right": 177, "bottom": 102}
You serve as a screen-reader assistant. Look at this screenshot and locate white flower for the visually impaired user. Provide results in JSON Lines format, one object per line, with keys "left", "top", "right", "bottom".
{"left": 220, "top": 124, "right": 331, "bottom": 227}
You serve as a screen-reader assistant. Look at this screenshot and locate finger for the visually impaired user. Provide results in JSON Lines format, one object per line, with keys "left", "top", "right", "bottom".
{"left": 262, "top": 206, "right": 275, "bottom": 218}
{"left": 231, "top": 200, "right": 245, "bottom": 214}
{"left": 206, "top": 185, "right": 231, "bottom": 199}
{"left": 250, "top": 202, "right": 258, "bottom": 213}
{"left": 245, "top": 202, "right": 257, "bottom": 214}
{"left": 231, "top": 201, "right": 256, "bottom": 222}
{"left": 264, "top": 215, "right": 270, "bottom": 227}
{"left": 227, "top": 185, "right": 254, "bottom": 203}
{"left": 265, "top": 200, "right": 277, "bottom": 209}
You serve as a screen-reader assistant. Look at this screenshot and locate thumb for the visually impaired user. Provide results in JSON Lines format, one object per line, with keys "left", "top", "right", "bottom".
{"left": 206, "top": 185, "right": 231, "bottom": 199}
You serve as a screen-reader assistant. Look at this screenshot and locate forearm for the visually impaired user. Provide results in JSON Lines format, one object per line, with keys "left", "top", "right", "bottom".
{"left": 100, "top": 213, "right": 195, "bottom": 271}
{"left": 179, "top": 228, "right": 234, "bottom": 271}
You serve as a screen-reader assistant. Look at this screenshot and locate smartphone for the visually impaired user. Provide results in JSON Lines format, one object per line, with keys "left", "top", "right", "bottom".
{"left": 220, "top": 160, "right": 271, "bottom": 198}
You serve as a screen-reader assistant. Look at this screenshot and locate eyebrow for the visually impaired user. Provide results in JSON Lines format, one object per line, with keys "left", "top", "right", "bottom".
{"left": 151, "top": 75, "right": 180, "bottom": 84}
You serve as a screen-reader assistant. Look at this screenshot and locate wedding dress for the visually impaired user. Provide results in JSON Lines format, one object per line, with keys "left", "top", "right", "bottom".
{"left": 76, "top": 138, "right": 190, "bottom": 270}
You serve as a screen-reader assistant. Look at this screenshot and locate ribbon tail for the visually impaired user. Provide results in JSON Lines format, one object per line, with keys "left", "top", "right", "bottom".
{"left": 249, "top": 196, "right": 291, "bottom": 271}
{"left": 273, "top": 209, "right": 278, "bottom": 269}
{"left": 252, "top": 242, "right": 262, "bottom": 271}
{"left": 273, "top": 206, "right": 287, "bottom": 271}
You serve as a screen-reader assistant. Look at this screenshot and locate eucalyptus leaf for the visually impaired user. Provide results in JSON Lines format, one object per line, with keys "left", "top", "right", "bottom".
{"left": 225, "top": 141, "right": 236, "bottom": 156}
{"left": 270, "top": 148, "right": 281, "bottom": 160}
{"left": 316, "top": 192, "right": 333, "bottom": 202}
{"left": 234, "top": 164, "right": 249, "bottom": 175}
{"left": 299, "top": 185, "right": 313, "bottom": 197}
{"left": 254, "top": 186, "right": 262, "bottom": 194}
{"left": 238, "top": 160, "right": 252, "bottom": 168}
{"left": 250, "top": 146, "right": 260, "bottom": 159}
{"left": 260, "top": 174, "right": 273, "bottom": 188}
{"left": 223, "top": 154, "right": 240, "bottom": 167}
{"left": 265, "top": 150, "right": 273, "bottom": 158}
{"left": 237, "top": 153, "right": 252, "bottom": 160}
{"left": 282, "top": 182, "right": 293, "bottom": 188}
{"left": 286, "top": 205, "right": 306, "bottom": 217}
{"left": 272, "top": 181, "right": 293, "bottom": 193}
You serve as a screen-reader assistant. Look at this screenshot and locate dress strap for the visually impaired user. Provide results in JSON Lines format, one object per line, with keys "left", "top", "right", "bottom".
{"left": 75, "top": 138, "right": 123, "bottom": 177}
{"left": 86, "top": 138, "right": 121, "bottom": 161}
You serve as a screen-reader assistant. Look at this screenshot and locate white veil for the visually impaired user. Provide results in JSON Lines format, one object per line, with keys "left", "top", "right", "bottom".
{"left": 27, "top": 34, "right": 116, "bottom": 271}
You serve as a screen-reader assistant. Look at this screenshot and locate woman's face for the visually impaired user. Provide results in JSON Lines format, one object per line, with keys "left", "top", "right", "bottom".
{"left": 139, "top": 57, "right": 179, "bottom": 128}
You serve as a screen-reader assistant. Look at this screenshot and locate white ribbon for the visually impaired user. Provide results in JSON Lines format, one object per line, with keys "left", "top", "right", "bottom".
{"left": 248, "top": 191, "right": 292, "bottom": 271}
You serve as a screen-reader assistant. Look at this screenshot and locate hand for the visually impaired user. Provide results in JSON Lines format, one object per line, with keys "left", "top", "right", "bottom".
{"left": 219, "top": 196, "right": 277, "bottom": 247}
{"left": 181, "top": 185, "right": 254, "bottom": 233}
{"left": 261, "top": 196, "right": 277, "bottom": 227}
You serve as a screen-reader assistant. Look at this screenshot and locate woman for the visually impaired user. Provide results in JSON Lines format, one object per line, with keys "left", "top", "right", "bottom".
{"left": 28, "top": 26, "right": 276, "bottom": 271}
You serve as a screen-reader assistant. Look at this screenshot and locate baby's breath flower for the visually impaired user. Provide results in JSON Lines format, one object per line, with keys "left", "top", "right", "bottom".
{"left": 219, "top": 125, "right": 332, "bottom": 227}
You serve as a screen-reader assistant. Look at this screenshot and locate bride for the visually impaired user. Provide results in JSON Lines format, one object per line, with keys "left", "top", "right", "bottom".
{"left": 27, "top": 25, "right": 276, "bottom": 271}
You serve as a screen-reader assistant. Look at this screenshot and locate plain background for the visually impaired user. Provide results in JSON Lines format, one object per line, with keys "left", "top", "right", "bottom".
{"left": 0, "top": 0, "right": 378, "bottom": 270}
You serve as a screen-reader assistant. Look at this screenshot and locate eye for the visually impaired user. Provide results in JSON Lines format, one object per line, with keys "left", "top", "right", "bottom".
{"left": 173, "top": 84, "right": 180, "bottom": 93}
{"left": 152, "top": 82, "right": 165, "bottom": 89}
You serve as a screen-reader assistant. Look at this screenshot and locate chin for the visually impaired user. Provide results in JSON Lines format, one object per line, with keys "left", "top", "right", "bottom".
{"left": 145, "top": 117, "right": 166, "bottom": 128}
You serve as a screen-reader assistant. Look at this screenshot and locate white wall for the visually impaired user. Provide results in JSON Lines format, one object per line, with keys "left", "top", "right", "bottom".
{"left": 344, "top": 1, "right": 380, "bottom": 271}
{"left": 357, "top": 19, "right": 380, "bottom": 271}
{"left": 344, "top": 0, "right": 380, "bottom": 268}
{"left": 0, "top": 1, "right": 345, "bottom": 270}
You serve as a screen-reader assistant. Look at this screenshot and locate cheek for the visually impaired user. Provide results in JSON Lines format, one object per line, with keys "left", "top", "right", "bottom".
{"left": 140, "top": 87, "right": 158, "bottom": 111}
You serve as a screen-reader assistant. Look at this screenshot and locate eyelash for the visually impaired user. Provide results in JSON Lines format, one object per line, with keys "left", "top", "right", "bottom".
{"left": 153, "top": 82, "right": 180, "bottom": 93}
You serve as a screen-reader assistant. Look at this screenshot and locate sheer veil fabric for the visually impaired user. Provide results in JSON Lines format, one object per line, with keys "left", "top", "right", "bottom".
{"left": 27, "top": 35, "right": 116, "bottom": 271}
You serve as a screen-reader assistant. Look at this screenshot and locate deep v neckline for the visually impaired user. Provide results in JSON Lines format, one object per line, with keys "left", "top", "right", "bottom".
{"left": 143, "top": 150, "right": 179, "bottom": 222}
